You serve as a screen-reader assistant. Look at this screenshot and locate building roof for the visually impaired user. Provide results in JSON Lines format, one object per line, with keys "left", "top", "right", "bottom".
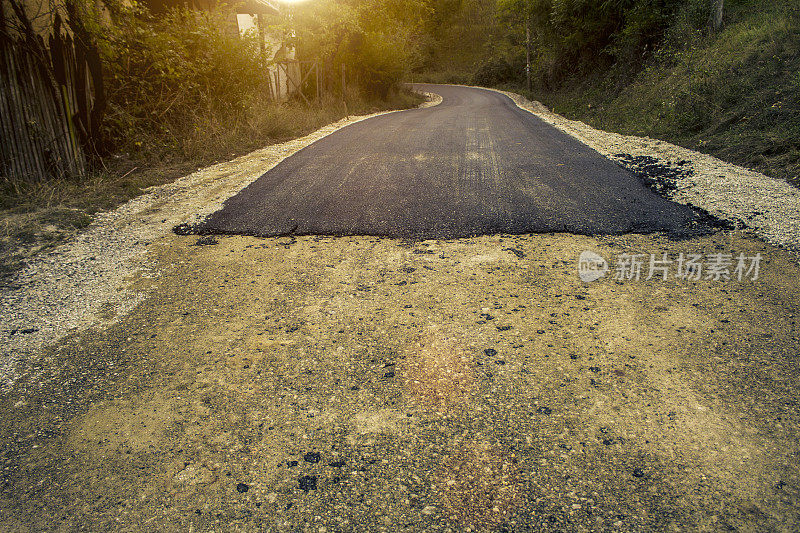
{"left": 237, "top": 0, "right": 280, "bottom": 15}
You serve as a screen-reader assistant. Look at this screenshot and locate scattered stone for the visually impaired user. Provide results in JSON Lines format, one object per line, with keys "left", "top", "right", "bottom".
{"left": 589, "top": 366, "right": 601, "bottom": 372}
{"left": 329, "top": 461, "right": 346, "bottom": 467}
{"left": 236, "top": 482, "right": 249, "bottom": 493}
{"left": 173, "top": 223, "right": 194, "bottom": 235}
{"left": 497, "top": 325, "right": 512, "bottom": 331}
{"left": 421, "top": 505, "right": 436, "bottom": 515}
{"left": 298, "top": 475, "right": 318, "bottom": 492}
{"left": 484, "top": 348, "right": 497, "bottom": 357}
{"left": 536, "top": 406, "right": 552, "bottom": 415}
{"left": 304, "top": 452, "right": 321, "bottom": 464}
{"left": 194, "top": 235, "right": 218, "bottom": 246}
{"left": 633, "top": 468, "right": 645, "bottom": 478}
{"left": 503, "top": 247, "right": 525, "bottom": 258}
{"left": 173, "top": 463, "right": 215, "bottom": 486}
{"left": 613, "top": 154, "right": 687, "bottom": 195}
{"left": 383, "top": 371, "right": 395, "bottom": 379}
{"left": 287, "top": 460, "right": 298, "bottom": 468}
{"left": 495, "top": 360, "right": 506, "bottom": 365}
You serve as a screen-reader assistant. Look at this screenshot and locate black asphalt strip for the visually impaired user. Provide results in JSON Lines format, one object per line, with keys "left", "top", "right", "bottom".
{"left": 177, "top": 84, "right": 723, "bottom": 240}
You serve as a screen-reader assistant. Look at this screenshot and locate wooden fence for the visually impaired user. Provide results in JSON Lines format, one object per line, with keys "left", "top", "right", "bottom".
{"left": 270, "top": 59, "right": 320, "bottom": 104}
{"left": 1, "top": 34, "right": 336, "bottom": 183}
{"left": 0, "top": 35, "right": 87, "bottom": 183}
{"left": 270, "top": 59, "right": 349, "bottom": 107}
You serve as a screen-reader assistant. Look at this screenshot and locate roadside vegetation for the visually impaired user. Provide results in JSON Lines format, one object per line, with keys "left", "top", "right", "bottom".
{"left": 420, "top": 0, "right": 799, "bottom": 188}
{"left": 0, "top": 0, "right": 425, "bottom": 282}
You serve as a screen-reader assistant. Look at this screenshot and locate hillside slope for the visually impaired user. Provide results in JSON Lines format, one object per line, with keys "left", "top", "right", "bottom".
{"left": 532, "top": 4, "right": 799, "bottom": 187}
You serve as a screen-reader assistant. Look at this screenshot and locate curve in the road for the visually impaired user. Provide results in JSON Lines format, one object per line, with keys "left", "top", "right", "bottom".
{"left": 187, "top": 84, "right": 716, "bottom": 240}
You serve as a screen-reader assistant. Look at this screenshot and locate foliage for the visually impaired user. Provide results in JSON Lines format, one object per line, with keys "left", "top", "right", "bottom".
{"left": 422, "top": 0, "right": 499, "bottom": 75}
{"left": 538, "top": 3, "right": 800, "bottom": 185}
{"left": 472, "top": 57, "right": 520, "bottom": 86}
{"left": 99, "top": 5, "right": 271, "bottom": 155}
{"left": 286, "top": 0, "right": 431, "bottom": 98}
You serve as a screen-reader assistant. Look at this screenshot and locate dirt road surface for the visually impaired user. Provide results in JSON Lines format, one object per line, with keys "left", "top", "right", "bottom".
{"left": 0, "top": 89, "right": 799, "bottom": 532}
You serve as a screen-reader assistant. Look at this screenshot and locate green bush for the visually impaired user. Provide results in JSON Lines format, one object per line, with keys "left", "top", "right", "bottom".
{"left": 472, "top": 57, "right": 520, "bottom": 87}
{"left": 355, "top": 30, "right": 413, "bottom": 98}
{"left": 101, "top": 5, "right": 270, "bottom": 156}
{"left": 290, "top": 0, "right": 428, "bottom": 99}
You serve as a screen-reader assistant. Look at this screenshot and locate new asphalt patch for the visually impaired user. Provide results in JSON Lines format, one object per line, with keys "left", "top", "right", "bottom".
{"left": 177, "top": 85, "right": 722, "bottom": 240}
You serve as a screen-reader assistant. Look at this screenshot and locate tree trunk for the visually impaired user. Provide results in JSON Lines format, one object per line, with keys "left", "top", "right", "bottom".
{"left": 709, "top": 0, "right": 724, "bottom": 32}
{"left": 525, "top": 13, "right": 531, "bottom": 92}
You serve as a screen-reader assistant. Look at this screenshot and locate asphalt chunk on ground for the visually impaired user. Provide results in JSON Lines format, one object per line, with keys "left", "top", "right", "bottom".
{"left": 187, "top": 84, "right": 716, "bottom": 240}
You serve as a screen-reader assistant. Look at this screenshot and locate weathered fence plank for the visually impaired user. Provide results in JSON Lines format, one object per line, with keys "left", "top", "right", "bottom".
{"left": 0, "top": 35, "right": 87, "bottom": 182}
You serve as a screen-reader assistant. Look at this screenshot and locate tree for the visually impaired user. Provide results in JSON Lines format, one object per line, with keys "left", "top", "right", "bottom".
{"left": 288, "top": 0, "right": 432, "bottom": 97}
{"left": 709, "top": 0, "right": 724, "bottom": 31}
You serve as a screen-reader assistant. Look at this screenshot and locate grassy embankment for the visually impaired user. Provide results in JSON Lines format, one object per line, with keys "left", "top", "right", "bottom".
{"left": 538, "top": 5, "right": 799, "bottom": 187}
